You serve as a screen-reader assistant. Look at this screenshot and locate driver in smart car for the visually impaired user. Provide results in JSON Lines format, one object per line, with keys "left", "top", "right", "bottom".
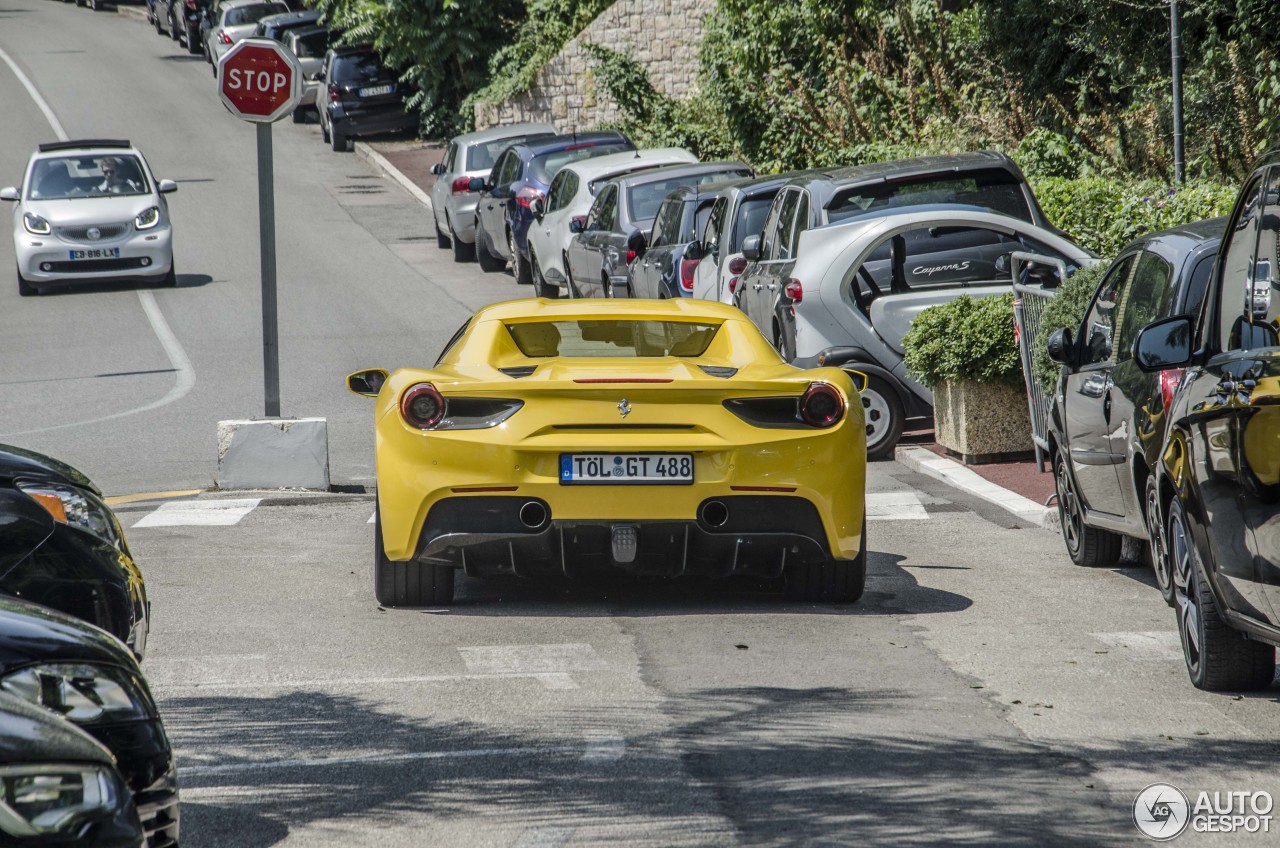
{"left": 96, "top": 157, "right": 142, "bottom": 194}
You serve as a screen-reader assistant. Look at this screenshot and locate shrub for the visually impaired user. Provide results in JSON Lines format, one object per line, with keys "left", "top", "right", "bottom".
{"left": 903, "top": 294, "right": 1022, "bottom": 389}
{"left": 1030, "top": 261, "right": 1110, "bottom": 394}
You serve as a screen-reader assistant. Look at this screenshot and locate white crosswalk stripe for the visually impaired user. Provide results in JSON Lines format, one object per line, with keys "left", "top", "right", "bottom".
{"left": 866, "top": 491, "right": 929, "bottom": 520}
{"left": 131, "top": 498, "right": 261, "bottom": 528}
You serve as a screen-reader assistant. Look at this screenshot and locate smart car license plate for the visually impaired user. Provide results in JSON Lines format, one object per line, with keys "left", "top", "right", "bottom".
{"left": 69, "top": 248, "right": 120, "bottom": 260}
{"left": 360, "top": 84, "right": 393, "bottom": 97}
{"left": 560, "top": 453, "right": 693, "bottom": 485}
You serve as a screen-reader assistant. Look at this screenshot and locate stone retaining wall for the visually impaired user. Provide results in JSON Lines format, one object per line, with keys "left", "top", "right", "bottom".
{"left": 474, "top": 0, "right": 717, "bottom": 132}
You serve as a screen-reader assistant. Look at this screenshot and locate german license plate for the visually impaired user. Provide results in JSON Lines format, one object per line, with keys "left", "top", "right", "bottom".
{"left": 69, "top": 248, "right": 119, "bottom": 260}
{"left": 360, "top": 84, "right": 393, "bottom": 97}
{"left": 559, "top": 453, "right": 693, "bottom": 485}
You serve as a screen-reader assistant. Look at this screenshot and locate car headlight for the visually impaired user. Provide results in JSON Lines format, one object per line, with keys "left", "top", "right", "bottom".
{"left": 16, "top": 483, "right": 123, "bottom": 549}
{"left": 134, "top": 206, "right": 160, "bottom": 230}
{"left": 0, "top": 764, "right": 124, "bottom": 837}
{"left": 1, "top": 664, "right": 152, "bottom": 724}
{"left": 22, "top": 213, "right": 50, "bottom": 236}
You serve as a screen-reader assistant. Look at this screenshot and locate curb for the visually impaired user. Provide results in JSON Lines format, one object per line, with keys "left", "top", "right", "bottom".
{"left": 115, "top": 3, "right": 149, "bottom": 22}
{"left": 354, "top": 142, "right": 434, "bottom": 215}
{"left": 896, "top": 444, "right": 1059, "bottom": 531}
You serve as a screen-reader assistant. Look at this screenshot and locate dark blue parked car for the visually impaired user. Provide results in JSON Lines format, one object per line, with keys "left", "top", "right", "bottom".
{"left": 469, "top": 131, "right": 634, "bottom": 284}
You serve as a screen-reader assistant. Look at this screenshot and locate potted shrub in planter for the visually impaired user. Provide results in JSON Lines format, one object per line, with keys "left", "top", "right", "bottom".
{"left": 902, "top": 293, "right": 1031, "bottom": 463}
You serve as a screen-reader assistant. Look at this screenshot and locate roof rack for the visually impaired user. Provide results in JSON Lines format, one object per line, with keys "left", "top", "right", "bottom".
{"left": 37, "top": 139, "right": 132, "bottom": 153}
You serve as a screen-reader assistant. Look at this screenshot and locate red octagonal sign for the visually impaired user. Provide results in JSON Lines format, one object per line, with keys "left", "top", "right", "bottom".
{"left": 218, "top": 38, "right": 304, "bottom": 123}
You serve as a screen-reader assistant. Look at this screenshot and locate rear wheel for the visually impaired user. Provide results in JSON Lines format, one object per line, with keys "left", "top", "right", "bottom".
{"left": 291, "top": 107, "right": 306, "bottom": 124}
{"left": 450, "top": 223, "right": 475, "bottom": 262}
{"left": 1054, "top": 450, "right": 1122, "bottom": 567}
{"left": 509, "top": 230, "right": 533, "bottom": 285}
{"left": 329, "top": 124, "right": 348, "bottom": 152}
{"left": 1145, "top": 476, "right": 1175, "bottom": 606}
{"left": 785, "top": 522, "right": 866, "bottom": 603}
{"left": 476, "top": 225, "right": 505, "bottom": 272}
{"left": 374, "top": 506, "right": 454, "bottom": 606}
{"left": 435, "top": 220, "right": 450, "bottom": 249}
{"left": 530, "top": 248, "right": 559, "bottom": 298}
{"left": 1169, "top": 496, "right": 1275, "bottom": 690}
{"left": 860, "top": 376, "right": 905, "bottom": 461}
{"left": 186, "top": 24, "right": 202, "bottom": 53}
{"left": 17, "top": 267, "right": 37, "bottom": 297}
{"left": 321, "top": 118, "right": 330, "bottom": 144}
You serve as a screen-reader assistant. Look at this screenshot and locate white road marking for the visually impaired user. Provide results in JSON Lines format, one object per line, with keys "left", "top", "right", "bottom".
{"left": 178, "top": 743, "right": 584, "bottom": 778}
{"left": 460, "top": 644, "right": 608, "bottom": 675}
{"left": 1092, "top": 631, "right": 1183, "bottom": 661}
{"left": 0, "top": 45, "right": 196, "bottom": 440}
{"left": 151, "top": 672, "right": 578, "bottom": 695}
{"left": 368, "top": 511, "right": 377, "bottom": 524}
{"left": 866, "top": 491, "right": 929, "bottom": 520}
{"left": 513, "top": 827, "right": 576, "bottom": 848}
{"left": 132, "top": 498, "right": 261, "bottom": 528}
{"left": 580, "top": 731, "right": 626, "bottom": 764}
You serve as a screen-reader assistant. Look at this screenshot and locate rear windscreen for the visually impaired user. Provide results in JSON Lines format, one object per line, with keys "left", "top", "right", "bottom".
{"left": 293, "top": 31, "right": 329, "bottom": 58}
{"left": 828, "top": 168, "right": 1033, "bottom": 224}
{"left": 506, "top": 321, "right": 720, "bottom": 358}
{"left": 227, "top": 3, "right": 287, "bottom": 26}
{"left": 466, "top": 134, "right": 552, "bottom": 172}
{"left": 528, "top": 144, "right": 634, "bottom": 184}
{"left": 333, "top": 54, "right": 386, "bottom": 83}
{"left": 627, "top": 170, "right": 752, "bottom": 224}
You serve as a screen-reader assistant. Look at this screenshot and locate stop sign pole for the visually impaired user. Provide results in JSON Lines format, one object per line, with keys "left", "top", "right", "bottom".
{"left": 217, "top": 39, "right": 304, "bottom": 418}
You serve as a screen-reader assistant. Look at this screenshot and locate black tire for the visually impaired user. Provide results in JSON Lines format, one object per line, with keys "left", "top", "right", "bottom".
{"left": 157, "top": 264, "right": 177, "bottom": 288}
{"left": 153, "top": 8, "right": 162, "bottom": 31}
{"left": 530, "top": 249, "right": 559, "bottom": 299}
{"left": 1168, "top": 496, "right": 1275, "bottom": 690}
{"left": 373, "top": 506, "right": 454, "bottom": 606}
{"left": 785, "top": 521, "right": 867, "bottom": 603}
{"left": 329, "top": 124, "right": 347, "bottom": 153}
{"left": 1144, "top": 476, "right": 1175, "bottom": 606}
{"left": 509, "top": 229, "right": 533, "bottom": 285}
{"left": 859, "top": 376, "right": 905, "bottom": 462}
{"left": 1053, "top": 450, "right": 1123, "bottom": 567}
{"left": 17, "top": 267, "right": 38, "bottom": 297}
{"left": 321, "top": 118, "right": 330, "bottom": 144}
{"left": 435, "top": 220, "right": 450, "bottom": 249}
{"left": 291, "top": 107, "right": 305, "bottom": 124}
{"left": 476, "top": 225, "right": 505, "bottom": 273}
{"left": 450, "top": 224, "right": 475, "bottom": 262}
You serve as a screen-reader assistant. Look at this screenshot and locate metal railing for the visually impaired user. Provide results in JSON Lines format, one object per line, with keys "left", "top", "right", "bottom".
{"left": 1010, "top": 253, "right": 1068, "bottom": 473}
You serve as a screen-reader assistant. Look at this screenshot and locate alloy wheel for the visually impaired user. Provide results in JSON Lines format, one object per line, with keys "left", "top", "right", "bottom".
{"left": 1145, "top": 480, "right": 1174, "bottom": 602}
{"left": 1055, "top": 454, "right": 1082, "bottom": 555}
{"left": 1168, "top": 504, "right": 1203, "bottom": 675}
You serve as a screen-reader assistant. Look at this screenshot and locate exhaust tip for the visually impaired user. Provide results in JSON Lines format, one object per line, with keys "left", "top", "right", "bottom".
{"left": 519, "top": 501, "right": 548, "bottom": 529}
{"left": 700, "top": 500, "right": 729, "bottom": 528}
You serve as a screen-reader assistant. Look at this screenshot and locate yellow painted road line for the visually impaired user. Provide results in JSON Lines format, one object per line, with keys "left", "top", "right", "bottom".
{"left": 105, "top": 490, "right": 203, "bottom": 506}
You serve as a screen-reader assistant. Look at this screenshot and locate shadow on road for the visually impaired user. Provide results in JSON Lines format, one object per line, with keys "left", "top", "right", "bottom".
{"left": 36, "top": 272, "right": 215, "bottom": 295}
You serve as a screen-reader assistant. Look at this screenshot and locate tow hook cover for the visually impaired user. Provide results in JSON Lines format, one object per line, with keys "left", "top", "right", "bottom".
{"left": 611, "top": 525, "right": 639, "bottom": 563}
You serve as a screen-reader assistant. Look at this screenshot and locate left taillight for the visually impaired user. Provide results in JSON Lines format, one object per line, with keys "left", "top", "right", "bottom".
{"left": 515, "top": 186, "right": 544, "bottom": 209}
{"left": 1159, "top": 368, "right": 1184, "bottom": 412}
{"left": 680, "top": 259, "right": 698, "bottom": 293}
{"left": 400, "top": 383, "right": 445, "bottom": 429}
{"left": 328, "top": 82, "right": 341, "bottom": 102}
{"left": 450, "top": 176, "right": 472, "bottom": 195}
{"left": 217, "top": 29, "right": 232, "bottom": 44}
{"left": 626, "top": 249, "right": 637, "bottom": 265}
{"left": 799, "top": 382, "right": 844, "bottom": 428}
{"left": 784, "top": 279, "right": 803, "bottom": 304}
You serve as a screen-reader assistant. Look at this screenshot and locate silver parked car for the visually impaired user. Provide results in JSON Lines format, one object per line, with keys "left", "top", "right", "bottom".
{"left": 690, "top": 173, "right": 797, "bottom": 305}
{"left": 430, "top": 123, "right": 556, "bottom": 262}
{"left": 204, "top": 0, "right": 288, "bottom": 73}
{"left": 283, "top": 25, "right": 331, "bottom": 123}
{"left": 749, "top": 207, "right": 1090, "bottom": 459}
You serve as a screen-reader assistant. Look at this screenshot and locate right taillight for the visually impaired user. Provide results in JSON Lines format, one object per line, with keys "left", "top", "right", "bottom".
{"left": 799, "top": 382, "right": 844, "bottom": 428}
{"left": 727, "top": 256, "right": 748, "bottom": 275}
{"left": 728, "top": 277, "right": 739, "bottom": 294}
{"left": 217, "top": 30, "right": 232, "bottom": 44}
{"left": 400, "top": 383, "right": 445, "bottom": 429}
{"left": 328, "top": 82, "right": 341, "bottom": 102}
{"left": 1159, "top": 368, "right": 1184, "bottom": 413}
{"left": 679, "top": 259, "right": 698, "bottom": 292}
{"left": 784, "top": 279, "right": 803, "bottom": 304}
{"left": 450, "top": 176, "right": 472, "bottom": 194}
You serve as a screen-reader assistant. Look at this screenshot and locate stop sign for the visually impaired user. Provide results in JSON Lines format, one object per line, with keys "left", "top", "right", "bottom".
{"left": 218, "top": 38, "right": 304, "bottom": 123}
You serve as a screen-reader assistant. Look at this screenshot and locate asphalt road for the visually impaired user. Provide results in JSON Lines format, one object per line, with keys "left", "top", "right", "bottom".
{"left": 2, "top": 4, "right": 1279, "bottom": 847}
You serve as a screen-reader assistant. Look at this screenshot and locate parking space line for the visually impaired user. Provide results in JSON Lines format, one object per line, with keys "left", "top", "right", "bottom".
{"left": 866, "top": 491, "right": 929, "bottom": 520}
{"left": 178, "top": 743, "right": 584, "bottom": 779}
{"left": 132, "top": 498, "right": 261, "bottom": 528}
{"left": 152, "top": 672, "right": 580, "bottom": 695}
{"left": 460, "top": 644, "right": 608, "bottom": 675}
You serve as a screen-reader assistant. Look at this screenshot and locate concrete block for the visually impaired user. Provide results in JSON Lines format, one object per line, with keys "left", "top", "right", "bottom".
{"left": 217, "top": 418, "right": 330, "bottom": 490}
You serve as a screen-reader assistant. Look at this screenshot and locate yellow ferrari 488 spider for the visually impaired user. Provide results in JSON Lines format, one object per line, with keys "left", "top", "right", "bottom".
{"left": 348, "top": 298, "right": 867, "bottom": 606}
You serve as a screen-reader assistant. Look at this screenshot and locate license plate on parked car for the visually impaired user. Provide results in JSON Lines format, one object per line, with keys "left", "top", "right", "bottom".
{"left": 69, "top": 248, "right": 119, "bottom": 260}
{"left": 359, "top": 84, "right": 393, "bottom": 97}
{"left": 559, "top": 453, "right": 693, "bottom": 485}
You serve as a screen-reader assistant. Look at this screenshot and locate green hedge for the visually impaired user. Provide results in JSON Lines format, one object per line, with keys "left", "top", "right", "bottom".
{"left": 1030, "top": 177, "right": 1236, "bottom": 257}
{"left": 1030, "top": 262, "right": 1110, "bottom": 394}
{"left": 903, "top": 294, "right": 1022, "bottom": 389}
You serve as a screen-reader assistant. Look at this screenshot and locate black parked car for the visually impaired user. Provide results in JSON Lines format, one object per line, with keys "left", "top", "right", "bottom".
{"left": 0, "top": 691, "right": 145, "bottom": 847}
{"left": 317, "top": 46, "right": 417, "bottom": 153}
{"left": 1131, "top": 151, "right": 1280, "bottom": 691}
{"left": 0, "top": 444, "right": 150, "bottom": 658}
{"left": 469, "top": 132, "right": 635, "bottom": 283}
{"left": 1045, "top": 218, "right": 1223, "bottom": 602}
{"left": 0, "top": 598, "right": 179, "bottom": 846}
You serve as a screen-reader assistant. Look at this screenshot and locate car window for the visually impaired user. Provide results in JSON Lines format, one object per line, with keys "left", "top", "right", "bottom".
{"left": 650, "top": 198, "right": 683, "bottom": 248}
{"left": 788, "top": 193, "right": 810, "bottom": 256}
{"left": 28, "top": 154, "right": 149, "bottom": 200}
{"left": 1218, "top": 171, "right": 1268, "bottom": 351}
{"left": 464, "top": 135, "right": 547, "bottom": 172}
{"left": 730, "top": 195, "right": 775, "bottom": 252}
{"left": 1246, "top": 169, "right": 1280, "bottom": 346}
{"left": 692, "top": 199, "right": 716, "bottom": 245}
{"left": 332, "top": 53, "right": 386, "bottom": 83}
{"left": 1180, "top": 253, "right": 1216, "bottom": 318}
{"left": 773, "top": 191, "right": 802, "bottom": 261}
{"left": 702, "top": 197, "right": 727, "bottom": 259}
{"left": 1080, "top": 255, "right": 1137, "bottom": 366}
{"left": 625, "top": 172, "right": 747, "bottom": 225}
{"left": 758, "top": 193, "right": 786, "bottom": 259}
{"left": 827, "top": 168, "right": 1034, "bottom": 225}
{"left": 529, "top": 143, "right": 633, "bottom": 185}
{"left": 506, "top": 320, "right": 721, "bottom": 358}
{"left": 225, "top": 2, "right": 287, "bottom": 26}
{"left": 546, "top": 171, "right": 569, "bottom": 213}
{"left": 587, "top": 185, "right": 617, "bottom": 231}
{"left": 293, "top": 30, "right": 328, "bottom": 58}
{"left": 1115, "top": 251, "right": 1175, "bottom": 364}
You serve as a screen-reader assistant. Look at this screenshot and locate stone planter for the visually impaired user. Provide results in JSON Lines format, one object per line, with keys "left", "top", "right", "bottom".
{"left": 932, "top": 379, "right": 1033, "bottom": 464}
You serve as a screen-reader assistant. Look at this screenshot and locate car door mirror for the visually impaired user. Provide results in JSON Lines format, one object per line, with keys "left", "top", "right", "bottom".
{"left": 530, "top": 197, "right": 544, "bottom": 219}
{"left": 468, "top": 177, "right": 486, "bottom": 193}
{"left": 157, "top": 180, "right": 178, "bottom": 194}
{"left": 685, "top": 241, "right": 706, "bottom": 261}
{"left": 1133, "top": 316, "right": 1193, "bottom": 372}
{"left": 430, "top": 163, "right": 444, "bottom": 176}
{"left": 311, "top": 71, "right": 324, "bottom": 81}
{"left": 0, "top": 187, "right": 18, "bottom": 201}
{"left": 627, "top": 228, "right": 648, "bottom": 258}
{"left": 346, "top": 368, "right": 389, "bottom": 397}
{"left": 1046, "top": 327, "right": 1075, "bottom": 366}
{"left": 569, "top": 216, "right": 586, "bottom": 234}
{"left": 741, "top": 234, "right": 761, "bottom": 262}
